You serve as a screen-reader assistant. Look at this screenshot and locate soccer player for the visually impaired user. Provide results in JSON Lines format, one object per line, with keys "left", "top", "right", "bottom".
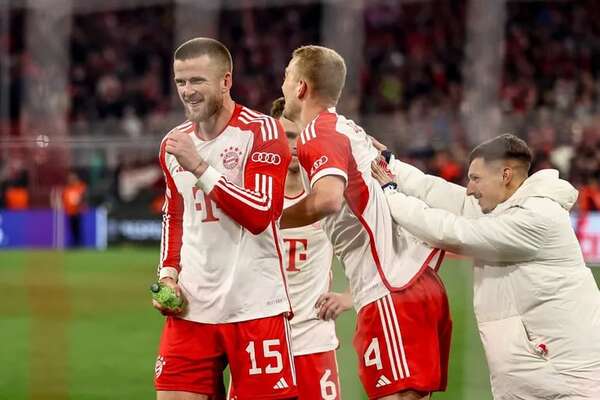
{"left": 153, "top": 37, "right": 297, "bottom": 400}
{"left": 280, "top": 45, "right": 451, "bottom": 400}
{"left": 272, "top": 97, "right": 350, "bottom": 399}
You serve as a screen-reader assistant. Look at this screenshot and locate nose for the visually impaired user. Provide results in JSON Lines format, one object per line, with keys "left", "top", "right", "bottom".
{"left": 466, "top": 181, "right": 476, "bottom": 196}
{"left": 182, "top": 82, "right": 195, "bottom": 98}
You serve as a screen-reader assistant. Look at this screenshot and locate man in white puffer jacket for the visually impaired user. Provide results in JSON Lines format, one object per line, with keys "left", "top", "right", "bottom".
{"left": 371, "top": 134, "right": 600, "bottom": 399}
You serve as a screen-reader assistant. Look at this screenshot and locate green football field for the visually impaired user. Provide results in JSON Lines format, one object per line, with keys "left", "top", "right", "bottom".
{"left": 1, "top": 248, "right": 599, "bottom": 400}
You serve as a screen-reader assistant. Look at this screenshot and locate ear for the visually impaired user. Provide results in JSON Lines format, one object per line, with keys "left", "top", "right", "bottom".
{"left": 222, "top": 72, "right": 232, "bottom": 92}
{"left": 502, "top": 166, "right": 513, "bottom": 184}
{"left": 297, "top": 80, "right": 307, "bottom": 100}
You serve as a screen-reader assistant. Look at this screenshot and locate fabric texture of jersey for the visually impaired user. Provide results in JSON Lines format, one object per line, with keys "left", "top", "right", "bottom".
{"left": 156, "top": 315, "right": 297, "bottom": 399}
{"left": 157, "top": 104, "right": 292, "bottom": 323}
{"left": 353, "top": 268, "right": 451, "bottom": 399}
{"left": 296, "top": 108, "right": 444, "bottom": 311}
{"left": 283, "top": 192, "right": 339, "bottom": 356}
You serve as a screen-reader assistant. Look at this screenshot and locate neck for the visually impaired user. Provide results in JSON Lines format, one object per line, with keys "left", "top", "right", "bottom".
{"left": 285, "top": 169, "right": 304, "bottom": 197}
{"left": 504, "top": 176, "right": 527, "bottom": 201}
{"left": 297, "top": 100, "right": 331, "bottom": 131}
{"left": 195, "top": 96, "right": 235, "bottom": 141}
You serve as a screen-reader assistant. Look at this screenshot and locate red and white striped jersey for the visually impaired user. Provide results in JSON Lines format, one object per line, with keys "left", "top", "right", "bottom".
{"left": 158, "top": 104, "right": 292, "bottom": 323}
{"left": 297, "top": 108, "right": 444, "bottom": 311}
{"left": 282, "top": 192, "right": 338, "bottom": 356}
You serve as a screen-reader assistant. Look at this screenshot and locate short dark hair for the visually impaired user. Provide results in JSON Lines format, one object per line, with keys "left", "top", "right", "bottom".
{"left": 270, "top": 97, "right": 285, "bottom": 118}
{"left": 174, "top": 37, "right": 233, "bottom": 73}
{"left": 469, "top": 134, "right": 533, "bottom": 171}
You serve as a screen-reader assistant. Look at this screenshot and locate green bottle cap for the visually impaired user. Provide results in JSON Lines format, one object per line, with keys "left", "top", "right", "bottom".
{"left": 150, "top": 283, "right": 161, "bottom": 293}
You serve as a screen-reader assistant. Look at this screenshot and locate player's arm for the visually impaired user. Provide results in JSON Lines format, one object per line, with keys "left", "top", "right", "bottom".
{"left": 166, "top": 126, "right": 290, "bottom": 235}
{"left": 281, "top": 117, "right": 350, "bottom": 229}
{"left": 154, "top": 140, "right": 185, "bottom": 315}
{"left": 382, "top": 188, "right": 548, "bottom": 262}
{"left": 382, "top": 152, "right": 480, "bottom": 216}
{"left": 197, "top": 135, "right": 290, "bottom": 234}
{"left": 280, "top": 175, "right": 345, "bottom": 228}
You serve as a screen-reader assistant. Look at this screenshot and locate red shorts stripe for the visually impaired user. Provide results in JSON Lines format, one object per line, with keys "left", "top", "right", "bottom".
{"left": 354, "top": 268, "right": 452, "bottom": 399}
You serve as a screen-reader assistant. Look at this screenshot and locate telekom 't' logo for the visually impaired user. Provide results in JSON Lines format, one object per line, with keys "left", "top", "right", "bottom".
{"left": 283, "top": 238, "right": 308, "bottom": 272}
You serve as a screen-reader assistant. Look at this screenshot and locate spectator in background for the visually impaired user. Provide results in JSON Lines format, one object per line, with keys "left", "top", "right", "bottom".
{"left": 2, "top": 163, "right": 29, "bottom": 210}
{"left": 62, "top": 171, "right": 87, "bottom": 247}
{"left": 5, "top": 184, "right": 29, "bottom": 210}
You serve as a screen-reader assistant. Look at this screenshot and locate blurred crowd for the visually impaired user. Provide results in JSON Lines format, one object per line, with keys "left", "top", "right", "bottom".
{"left": 3, "top": 1, "right": 600, "bottom": 212}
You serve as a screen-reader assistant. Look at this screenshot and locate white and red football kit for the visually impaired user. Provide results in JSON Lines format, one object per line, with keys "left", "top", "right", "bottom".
{"left": 297, "top": 108, "right": 451, "bottom": 398}
{"left": 154, "top": 104, "right": 297, "bottom": 398}
{"left": 230, "top": 192, "right": 341, "bottom": 399}
{"left": 283, "top": 192, "right": 341, "bottom": 399}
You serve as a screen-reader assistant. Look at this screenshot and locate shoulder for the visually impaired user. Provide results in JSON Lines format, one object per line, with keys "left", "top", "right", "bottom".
{"left": 233, "top": 105, "right": 283, "bottom": 143}
{"left": 300, "top": 110, "right": 343, "bottom": 145}
{"left": 160, "top": 120, "right": 194, "bottom": 150}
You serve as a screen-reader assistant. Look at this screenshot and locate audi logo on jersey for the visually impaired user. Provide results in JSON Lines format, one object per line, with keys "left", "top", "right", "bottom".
{"left": 251, "top": 152, "right": 281, "bottom": 165}
{"left": 310, "top": 156, "right": 329, "bottom": 175}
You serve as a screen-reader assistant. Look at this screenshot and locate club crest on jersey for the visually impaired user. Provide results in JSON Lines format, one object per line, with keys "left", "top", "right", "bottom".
{"left": 155, "top": 356, "right": 166, "bottom": 378}
{"left": 220, "top": 146, "right": 242, "bottom": 170}
{"left": 174, "top": 165, "right": 186, "bottom": 173}
{"left": 311, "top": 155, "right": 329, "bottom": 175}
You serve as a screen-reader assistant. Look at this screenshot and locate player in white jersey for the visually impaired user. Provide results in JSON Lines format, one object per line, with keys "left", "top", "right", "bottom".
{"left": 280, "top": 46, "right": 451, "bottom": 400}
{"left": 275, "top": 98, "right": 351, "bottom": 399}
{"left": 152, "top": 38, "right": 297, "bottom": 400}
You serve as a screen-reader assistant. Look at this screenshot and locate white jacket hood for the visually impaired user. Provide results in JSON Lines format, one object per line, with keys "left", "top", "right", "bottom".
{"left": 506, "top": 169, "right": 578, "bottom": 211}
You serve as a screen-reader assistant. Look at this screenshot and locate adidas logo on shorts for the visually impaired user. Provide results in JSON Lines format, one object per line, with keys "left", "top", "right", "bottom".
{"left": 375, "top": 374, "right": 392, "bottom": 388}
{"left": 273, "top": 377, "right": 289, "bottom": 389}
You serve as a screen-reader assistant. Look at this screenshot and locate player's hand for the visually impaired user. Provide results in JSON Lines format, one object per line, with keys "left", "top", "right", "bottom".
{"left": 315, "top": 291, "right": 353, "bottom": 321}
{"left": 152, "top": 277, "right": 185, "bottom": 316}
{"left": 371, "top": 157, "right": 394, "bottom": 186}
{"left": 368, "top": 135, "right": 387, "bottom": 152}
{"left": 165, "top": 130, "right": 207, "bottom": 177}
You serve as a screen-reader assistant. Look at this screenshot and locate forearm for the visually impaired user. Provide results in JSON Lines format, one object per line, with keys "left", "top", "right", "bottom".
{"left": 389, "top": 158, "right": 474, "bottom": 215}
{"left": 384, "top": 189, "right": 544, "bottom": 262}
{"left": 197, "top": 166, "right": 279, "bottom": 234}
{"left": 281, "top": 195, "right": 332, "bottom": 229}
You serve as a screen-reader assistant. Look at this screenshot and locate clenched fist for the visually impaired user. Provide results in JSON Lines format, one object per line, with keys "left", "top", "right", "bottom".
{"left": 165, "top": 130, "right": 208, "bottom": 177}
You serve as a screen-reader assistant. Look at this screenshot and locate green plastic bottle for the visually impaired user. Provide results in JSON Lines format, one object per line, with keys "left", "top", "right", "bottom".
{"left": 150, "top": 282, "right": 183, "bottom": 310}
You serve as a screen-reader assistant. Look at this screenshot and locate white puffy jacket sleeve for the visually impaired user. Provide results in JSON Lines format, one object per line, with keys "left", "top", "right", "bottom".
{"left": 388, "top": 158, "right": 481, "bottom": 217}
{"left": 383, "top": 189, "right": 549, "bottom": 263}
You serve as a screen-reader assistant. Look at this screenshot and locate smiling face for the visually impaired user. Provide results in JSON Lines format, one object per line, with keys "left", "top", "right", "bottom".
{"left": 173, "top": 55, "right": 229, "bottom": 123}
{"left": 466, "top": 158, "right": 509, "bottom": 214}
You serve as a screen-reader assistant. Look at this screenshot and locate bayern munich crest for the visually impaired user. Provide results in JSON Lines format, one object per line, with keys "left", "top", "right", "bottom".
{"left": 220, "top": 146, "right": 243, "bottom": 170}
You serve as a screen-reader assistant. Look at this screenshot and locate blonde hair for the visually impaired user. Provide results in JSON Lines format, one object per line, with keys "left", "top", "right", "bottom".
{"left": 292, "top": 45, "right": 346, "bottom": 104}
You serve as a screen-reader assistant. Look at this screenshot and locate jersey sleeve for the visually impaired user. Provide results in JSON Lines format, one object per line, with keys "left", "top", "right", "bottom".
{"left": 297, "top": 115, "right": 350, "bottom": 188}
{"left": 157, "top": 138, "right": 184, "bottom": 278}
{"left": 195, "top": 121, "right": 291, "bottom": 235}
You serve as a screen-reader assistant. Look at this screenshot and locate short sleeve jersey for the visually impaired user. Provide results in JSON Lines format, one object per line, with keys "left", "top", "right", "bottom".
{"left": 296, "top": 108, "right": 444, "bottom": 311}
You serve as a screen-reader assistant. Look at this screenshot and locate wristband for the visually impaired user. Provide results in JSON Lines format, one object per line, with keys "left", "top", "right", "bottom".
{"left": 381, "top": 181, "right": 398, "bottom": 192}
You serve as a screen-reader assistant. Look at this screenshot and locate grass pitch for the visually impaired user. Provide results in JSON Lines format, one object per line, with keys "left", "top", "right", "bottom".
{"left": 1, "top": 248, "right": 598, "bottom": 399}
